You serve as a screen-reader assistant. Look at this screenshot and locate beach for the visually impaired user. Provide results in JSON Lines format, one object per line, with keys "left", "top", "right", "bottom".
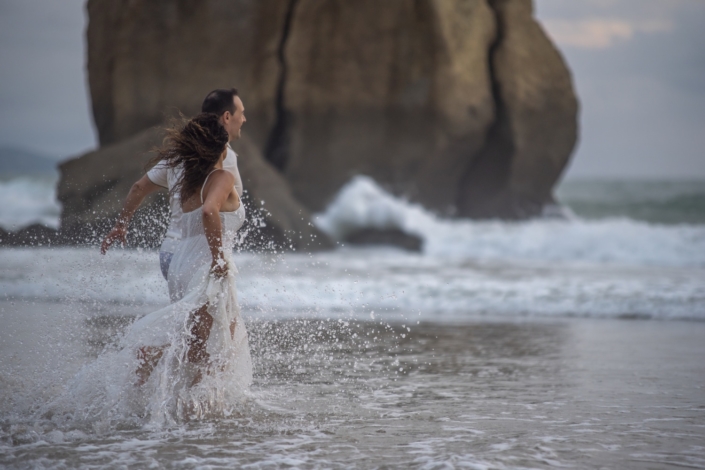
{"left": 2, "top": 0, "right": 705, "bottom": 465}
{"left": 1, "top": 178, "right": 704, "bottom": 468}
{"left": 2, "top": 297, "right": 704, "bottom": 468}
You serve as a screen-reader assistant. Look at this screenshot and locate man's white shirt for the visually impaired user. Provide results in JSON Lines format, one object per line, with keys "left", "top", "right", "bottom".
{"left": 147, "top": 144, "right": 243, "bottom": 254}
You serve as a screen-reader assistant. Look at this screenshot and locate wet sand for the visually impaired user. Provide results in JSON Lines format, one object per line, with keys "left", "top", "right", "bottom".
{"left": 1, "top": 300, "right": 704, "bottom": 468}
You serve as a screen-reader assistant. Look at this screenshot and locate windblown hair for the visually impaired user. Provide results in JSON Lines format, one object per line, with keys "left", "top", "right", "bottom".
{"left": 150, "top": 113, "right": 229, "bottom": 203}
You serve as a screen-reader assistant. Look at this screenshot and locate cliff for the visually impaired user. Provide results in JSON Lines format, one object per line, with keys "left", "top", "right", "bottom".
{"left": 58, "top": 0, "right": 578, "bottom": 247}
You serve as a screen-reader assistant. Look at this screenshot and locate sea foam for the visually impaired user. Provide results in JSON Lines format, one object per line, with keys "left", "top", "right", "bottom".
{"left": 0, "top": 177, "right": 61, "bottom": 229}
{"left": 314, "top": 176, "right": 705, "bottom": 267}
{"left": 1, "top": 176, "right": 704, "bottom": 322}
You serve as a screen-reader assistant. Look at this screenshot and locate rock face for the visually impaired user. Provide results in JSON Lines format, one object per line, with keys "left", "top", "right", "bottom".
{"left": 345, "top": 229, "right": 423, "bottom": 253}
{"left": 74, "top": 0, "right": 577, "bottom": 234}
{"left": 86, "top": 0, "right": 290, "bottom": 148}
{"left": 280, "top": 0, "right": 498, "bottom": 212}
{"left": 0, "top": 224, "right": 62, "bottom": 247}
{"left": 230, "top": 134, "right": 333, "bottom": 251}
{"left": 456, "top": 0, "right": 579, "bottom": 218}
{"left": 58, "top": 128, "right": 330, "bottom": 250}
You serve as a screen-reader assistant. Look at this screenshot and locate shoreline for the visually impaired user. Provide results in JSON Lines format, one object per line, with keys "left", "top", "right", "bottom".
{"left": 1, "top": 299, "right": 704, "bottom": 468}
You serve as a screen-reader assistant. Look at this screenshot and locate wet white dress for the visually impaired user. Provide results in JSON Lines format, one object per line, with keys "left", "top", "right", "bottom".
{"left": 53, "top": 176, "right": 252, "bottom": 426}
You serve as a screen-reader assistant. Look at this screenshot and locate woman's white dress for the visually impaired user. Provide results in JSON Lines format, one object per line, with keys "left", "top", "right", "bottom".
{"left": 53, "top": 200, "right": 252, "bottom": 426}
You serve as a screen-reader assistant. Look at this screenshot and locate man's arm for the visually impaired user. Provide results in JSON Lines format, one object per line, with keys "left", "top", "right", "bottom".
{"left": 100, "top": 175, "right": 162, "bottom": 254}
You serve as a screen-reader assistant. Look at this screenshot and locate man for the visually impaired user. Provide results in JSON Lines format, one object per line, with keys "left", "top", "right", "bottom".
{"left": 101, "top": 88, "right": 247, "bottom": 281}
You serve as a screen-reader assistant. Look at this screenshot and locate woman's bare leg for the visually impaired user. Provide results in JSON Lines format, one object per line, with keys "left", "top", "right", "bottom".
{"left": 136, "top": 346, "right": 165, "bottom": 386}
{"left": 188, "top": 304, "right": 213, "bottom": 386}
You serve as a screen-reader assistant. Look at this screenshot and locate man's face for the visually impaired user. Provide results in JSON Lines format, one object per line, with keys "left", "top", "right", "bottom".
{"left": 221, "top": 96, "right": 246, "bottom": 142}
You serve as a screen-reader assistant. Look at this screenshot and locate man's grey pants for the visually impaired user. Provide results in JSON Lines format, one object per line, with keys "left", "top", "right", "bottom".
{"left": 159, "top": 251, "right": 173, "bottom": 281}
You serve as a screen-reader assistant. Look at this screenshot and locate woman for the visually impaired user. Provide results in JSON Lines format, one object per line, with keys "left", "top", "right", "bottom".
{"left": 56, "top": 114, "right": 252, "bottom": 424}
{"left": 132, "top": 112, "right": 251, "bottom": 389}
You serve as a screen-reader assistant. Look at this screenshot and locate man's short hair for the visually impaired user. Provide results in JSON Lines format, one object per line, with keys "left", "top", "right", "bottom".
{"left": 201, "top": 88, "right": 238, "bottom": 116}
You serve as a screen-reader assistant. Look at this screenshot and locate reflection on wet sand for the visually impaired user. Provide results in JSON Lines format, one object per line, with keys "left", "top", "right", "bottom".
{"left": 1, "top": 303, "right": 704, "bottom": 469}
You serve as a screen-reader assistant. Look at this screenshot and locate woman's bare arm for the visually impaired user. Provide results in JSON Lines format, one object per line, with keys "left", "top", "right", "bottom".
{"left": 201, "top": 170, "right": 236, "bottom": 278}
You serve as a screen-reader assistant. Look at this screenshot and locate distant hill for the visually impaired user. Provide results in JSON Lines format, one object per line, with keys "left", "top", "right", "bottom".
{"left": 0, "top": 146, "right": 58, "bottom": 176}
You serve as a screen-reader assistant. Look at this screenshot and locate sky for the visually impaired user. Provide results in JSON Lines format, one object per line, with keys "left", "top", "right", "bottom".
{"left": 536, "top": 0, "right": 705, "bottom": 179}
{"left": 0, "top": 0, "right": 94, "bottom": 161}
{"left": 0, "top": 0, "right": 703, "bottom": 179}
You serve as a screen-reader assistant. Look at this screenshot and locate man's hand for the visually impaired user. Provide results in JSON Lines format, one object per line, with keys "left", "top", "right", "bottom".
{"left": 100, "top": 175, "right": 162, "bottom": 255}
{"left": 101, "top": 224, "right": 127, "bottom": 254}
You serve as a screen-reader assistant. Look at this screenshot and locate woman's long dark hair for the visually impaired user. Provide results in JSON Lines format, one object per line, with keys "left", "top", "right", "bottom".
{"left": 150, "top": 112, "right": 229, "bottom": 203}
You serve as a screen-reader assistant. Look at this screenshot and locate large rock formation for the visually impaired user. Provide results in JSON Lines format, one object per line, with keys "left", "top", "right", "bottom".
{"left": 278, "top": 0, "right": 577, "bottom": 215}
{"left": 457, "top": 0, "right": 579, "bottom": 217}
{"left": 278, "top": 0, "right": 498, "bottom": 213}
{"left": 66, "top": 0, "right": 577, "bottom": 240}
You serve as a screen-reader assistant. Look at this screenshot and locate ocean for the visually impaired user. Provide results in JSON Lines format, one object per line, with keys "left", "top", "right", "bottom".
{"left": 0, "top": 176, "right": 61, "bottom": 230}
{"left": 1, "top": 175, "right": 704, "bottom": 468}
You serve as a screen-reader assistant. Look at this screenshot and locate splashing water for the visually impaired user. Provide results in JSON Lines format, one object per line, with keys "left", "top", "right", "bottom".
{"left": 1, "top": 176, "right": 705, "bottom": 467}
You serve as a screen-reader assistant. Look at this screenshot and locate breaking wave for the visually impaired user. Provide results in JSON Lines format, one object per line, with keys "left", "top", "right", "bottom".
{"left": 0, "top": 176, "right": 61, "bottom": 229}
{"left": 314, "top": 176, "right": 705, "bottom": 267}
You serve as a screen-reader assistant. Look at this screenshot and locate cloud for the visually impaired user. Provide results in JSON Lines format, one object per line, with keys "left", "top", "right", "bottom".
{"left": 540, "top": 18, "right": 673, "bottom": 49}
{"left": 534, "top": 0, "right": 705, "bottom": 179}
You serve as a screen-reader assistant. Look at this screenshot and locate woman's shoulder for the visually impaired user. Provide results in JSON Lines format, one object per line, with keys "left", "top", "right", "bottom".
{"left": 202, "top": 169, "right": 236, "bottom": 200}
{"left": 208, "top": 168, "right": 236, "bottom": 185}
